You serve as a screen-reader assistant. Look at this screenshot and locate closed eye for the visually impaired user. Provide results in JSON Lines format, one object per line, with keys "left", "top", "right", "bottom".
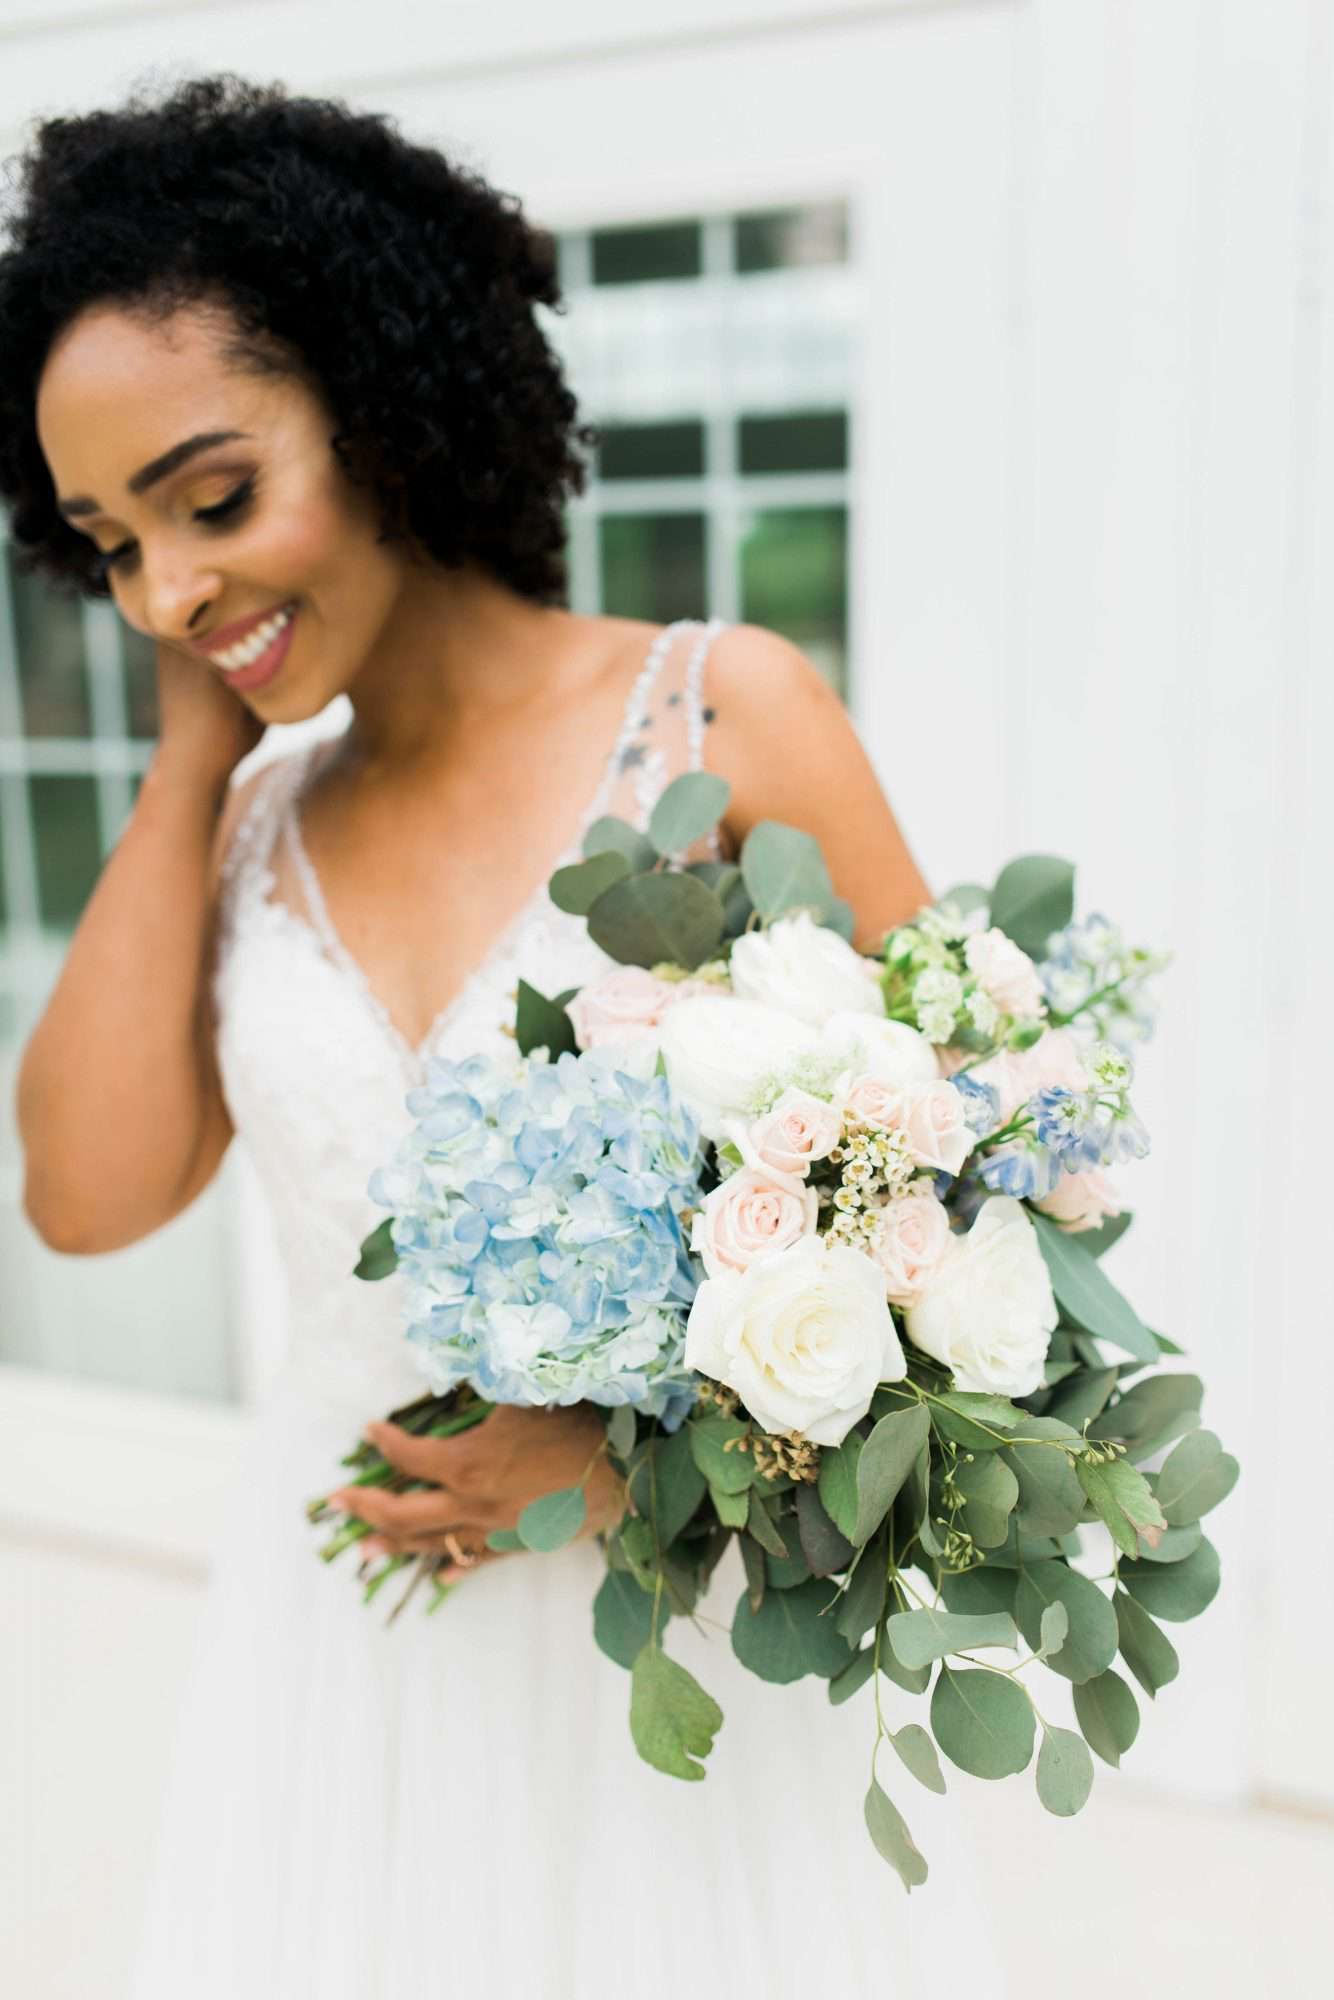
{"left": 90, "top": 475, "right": 259, "bottom": 584}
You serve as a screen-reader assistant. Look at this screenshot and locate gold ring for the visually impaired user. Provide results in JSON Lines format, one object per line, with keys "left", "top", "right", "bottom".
{"left": 443, "top": 1530, "right": 480, "bottom": 1568}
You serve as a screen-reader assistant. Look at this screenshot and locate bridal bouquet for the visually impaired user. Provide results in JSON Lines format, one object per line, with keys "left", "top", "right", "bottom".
{"left": 310, "top": 774, "right": 1238, "bottom": 1891}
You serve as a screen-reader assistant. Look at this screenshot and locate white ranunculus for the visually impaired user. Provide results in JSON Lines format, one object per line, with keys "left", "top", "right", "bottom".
{"left": 729, "top": 912, "right": 883, "bottom": 1027}
{"left": 824, "top": 1010, "right": 940, "bottom": 1087}
{"left": 655, "top": 994, "right": 820, "bottom": 1140}
{"left": 684, "top": 1235, "right": 906, "bottom": 1446}
{"left": 903, "top": 1195, "right": 1057, "bottom": 1397}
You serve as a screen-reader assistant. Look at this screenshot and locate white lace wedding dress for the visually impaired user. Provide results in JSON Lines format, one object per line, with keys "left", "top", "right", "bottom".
{"left": 129, "top": 618, "right": 1013, "bottom": 1998}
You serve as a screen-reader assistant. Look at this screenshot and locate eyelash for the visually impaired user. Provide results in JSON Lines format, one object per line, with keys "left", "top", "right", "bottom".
{"left": 90, "top": 475, "right": 259, "bottom": 584}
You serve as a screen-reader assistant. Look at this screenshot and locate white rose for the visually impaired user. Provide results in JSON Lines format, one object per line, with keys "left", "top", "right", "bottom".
{"left": 685, "top": 1235, "right": 906, "bottom": 1446}
{"left": 825, "top": 1010, "right": 940, "bottom": 1087}
{"left": 964, "top": 927, "right": 1046, "bottom": 1018}
{"left": 656, "top": 994, "right": 820, "bottom": 1140}
{"left": 690, "top": 1166, "right": 818, "bottom": 1278}
{"left": 903, "top": 1195, "right": 1057, "bottom": 1397}
{"left": 729, "top": 912, "right": 883, "bottom": 1027}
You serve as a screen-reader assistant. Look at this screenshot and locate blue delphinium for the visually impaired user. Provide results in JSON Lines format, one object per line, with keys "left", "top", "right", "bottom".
{"left": 368, "top": 1047, "right": 706, "bottom": 1431}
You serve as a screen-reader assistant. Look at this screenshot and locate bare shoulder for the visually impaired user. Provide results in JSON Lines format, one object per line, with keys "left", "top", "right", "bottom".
{"left": 704, "top": 622, "right": 933, "bottom": 947}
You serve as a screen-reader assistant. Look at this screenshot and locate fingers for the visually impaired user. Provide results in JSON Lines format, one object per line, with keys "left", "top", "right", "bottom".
{"left": 328, "top": 1482, "right": 487, "bottom": 1535}
{"left": 362, "top": 1420, "right": 481, "bottom": 1484}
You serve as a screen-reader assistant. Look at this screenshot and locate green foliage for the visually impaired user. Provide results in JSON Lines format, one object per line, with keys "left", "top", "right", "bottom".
{"left": 931, "top": 1667, "right": 1036, "bottom": 1779}
{"left": 828, "top": 1645, "right": 877, "bottom": 1706}
{"left": 1152, "top": 1430, "right": 1240, "bottom": 1525}
{"left": 864, "top": 1776, "right": 930, "bottom": 1891}
{"left": 1117, "top": 1534, "right": 1220, "bottom": 1622}
{"left": 952, "top": 1452, "right": 1019, "bottom": 1547}
{"left": 886, "top": 1608, "right": 1019, "bottom": 1671}
{"left": 582, "top": 814, "right": 657, "bottom": 871}
{"left": 548, "top": 850, "right": 630, "bottom": 915}
{"left": 1030, "top": 1214, "right": 1159, "bottom": 1362}
{"left": 605, "top": 1404, "right": 637, "bottom": 1462}
{"left": 485, "top": 1527, "right": 524, "bottom": 1552}
{"left": 761, "top": 1514, "right": 814, "bottom": 1591}
{"left": 794, "top": 1481, "right": 857, "bottom": 1577}
{"left": 516, "top": 1484, "right": 587, "bottom": 1553}
{"left": 940, "top": 1566, "right": 1018, "bottom": 1619}
{"left": 1014, "top": 1562, "right": 1119, "bottom": 1683}
{"left": 816, "top": 1428, "right": 863, "bottom": 1541}
{"left": 629, "top": 1427, "right": 707, "bottom": 1549}
{"left": 1035, "top": 1726, "right": 1095, "bottom": 1816}
{"left": 353, "top": 1217, "right": 398, "bottom": 1281}
{"left": 731, "top": 1578, "right": 853, "bottom": 1682}
{"left": 629, "top": 1644, "right": 723, "bottom": 1781}
{"left": 1007, "top": 1416, "right": 1088, "bottom": 1537}
{"left": 1076, "top": 1453, "right": 1170, "bottom": 1559}
{"left": 1077, "top": 1211, "right": 1134, "bottom": 1259}
{"left": 1043, "top": 1366, "right": 1120, "bottom": 1433}
{"left": 927, "top": 1389, "right": 1026, "bottom": 1452}
{"left": 745, "top": 1489, "right": 789, "bottom": 1557}
{"left": 1087, "top": 1373, "right": 1204, "bottom": 1462}
{"left": 853, "top": 1404, "right": 932, "bottom": 1545}
{"left": 688, "top": 1414, "right": 756, "bottom": 1496}
{"left": 1112, "top": 1589, "right": 1180, "bottom": 1697}
{"left": 1134, "top": 1521, "right": 1203, "bottom": 1565}
{"left": 1072, "top": 1668, "right": 1141, "bottom": 1766}
{"left": 988, "top": 854, "right": 1075, "bottom": 959}
{"left": 739, "top": 820, "right": 839, "bottom": 923}
{"left": 834, "top": 1536, "right": 889, "bottom": 1648}
{"left": 586, "top": 871, "right": 725, "bottom": 972}
{"left": 889, "top": 1723, "right": 948, "bottom": 1795}
{"left": 593, "top": 1569, "right": 669, "bottom": 1669}
{"left": 648, "top": 772, "right": 732, "bottom": 856}
{"left": 514, "top": 978, "right": 578, "bottom": 1060}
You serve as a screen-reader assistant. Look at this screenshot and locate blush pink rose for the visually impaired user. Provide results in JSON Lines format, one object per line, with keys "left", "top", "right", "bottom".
{"left": 843, "top": 1075, "right": 972, "bottom": 1176}
{"left": 970, "top": 1026, "right": 1090, "bottom": 1124}
{"left": 690, "top": 1167, "right": 818, "bottom": 1279}
{"left": 741, "top": 1088, "right": 843, "bottom": 1181}
{"left": 1033, "top": 1166, "right": 1123, "bottom": 1233}
{"left": 568, "top": 966, "right": 678, "bottom": 1049}
{"left": 842, "top": 1073, "right": 906, "bottom": 1132}
{"left": 874, "top": 1190, "right": 953, "bottom": 1305}
{"left": 964, "top": 927, "right": 1046, "bottom": 1018}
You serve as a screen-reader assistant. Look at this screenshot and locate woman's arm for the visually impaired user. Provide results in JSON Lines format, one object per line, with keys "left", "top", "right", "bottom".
{"left": 707, "top": 624, "right": 933, "bottom": 946}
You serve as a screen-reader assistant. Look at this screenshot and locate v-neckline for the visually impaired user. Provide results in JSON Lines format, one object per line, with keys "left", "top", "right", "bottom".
{"left": 275, "top": 619, "right": 703, "bottom": 1076}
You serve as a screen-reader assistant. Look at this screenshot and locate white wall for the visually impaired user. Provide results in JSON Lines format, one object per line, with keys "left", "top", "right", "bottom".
{"left": 1, "top": 0, "right": 1330, "bottom": 1988}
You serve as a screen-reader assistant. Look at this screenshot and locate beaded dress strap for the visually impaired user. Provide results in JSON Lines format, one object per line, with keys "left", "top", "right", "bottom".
{"left": 215, "top": 749, "right": 314, "bottom": 937}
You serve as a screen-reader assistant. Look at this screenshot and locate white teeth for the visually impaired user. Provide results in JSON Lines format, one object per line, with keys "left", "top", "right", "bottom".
{"left": 214, "top": 605, "right": 294, "bottom": 672}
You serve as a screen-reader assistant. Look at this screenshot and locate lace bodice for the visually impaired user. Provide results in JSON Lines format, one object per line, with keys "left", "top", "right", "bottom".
{"left": 212, "top": 617, "right": 730, "bottom": 1411}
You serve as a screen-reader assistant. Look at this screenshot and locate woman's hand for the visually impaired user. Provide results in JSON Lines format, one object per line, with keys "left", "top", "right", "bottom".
{"left": 326, "top": 1403, "right": 628, "bottom": 1581}
{"left": 153, "top": 637, "right": 264, "bottom": 794}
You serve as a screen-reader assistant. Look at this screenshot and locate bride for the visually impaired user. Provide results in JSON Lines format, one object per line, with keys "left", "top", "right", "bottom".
{"left": 4, "top": 73, "right": 1015, "bottom": 1998}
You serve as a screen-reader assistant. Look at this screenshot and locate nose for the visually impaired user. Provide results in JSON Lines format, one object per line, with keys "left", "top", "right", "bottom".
{"left": 138, "top": 546, "right": 223, "bottom": 646}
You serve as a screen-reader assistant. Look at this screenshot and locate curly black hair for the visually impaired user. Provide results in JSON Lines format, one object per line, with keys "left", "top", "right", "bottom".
{"left": 0, "top": 71, "right": 598, "bottom": 605}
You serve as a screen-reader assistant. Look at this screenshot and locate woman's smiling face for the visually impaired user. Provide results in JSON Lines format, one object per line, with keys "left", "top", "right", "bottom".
{"left": 34, "top": 298, "right": 412, "bottom": 724}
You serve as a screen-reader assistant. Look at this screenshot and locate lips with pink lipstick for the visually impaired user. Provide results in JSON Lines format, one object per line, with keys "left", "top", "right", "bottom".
{"left": 202, "top": 600, "right": 299, "bottom": 692}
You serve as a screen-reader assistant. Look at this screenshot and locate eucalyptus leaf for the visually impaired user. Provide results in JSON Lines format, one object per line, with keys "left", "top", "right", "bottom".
{"left": 354, "top": 1217, "right": 398, "bottom": 1281}
{"left": 1014, "top": 1562, "right": 1119, "bottom": 1683}
{"left": 1113, "top": 1589, "right": 1180, "bottom": 1697}
{"left": 514, "top": 978, "right": 577, "bottom": 1060}
{"left": 688, "top": 1415, "right": 756, "bottom": 1496}
{"left": 709, "top": 1482, "right": 750, "bottom": 1530}
{"left": 485, "top": 1527, "right": 524, "bottom": 1552}
{"left": 732, "top": 1577, "right": 852, "bottom": 1682}
{"left": 887, "top": 1608, "right": 1019, "bottom": 1670}
{"left": 828, "top": 1643, "right": 877, "bottom": 1706}
{"left": 763, "top": 1514, "right": 814, "bottom": 1591}
{"left": 939, "top": 1567, "right": 1018, "bottom": 1619}
{"left": 1087, "top": 1374, "right": 1205, "bottom": 1461}
{"left": 1035, "top": 1726, "right": 1095, "bottom": 1816}
{"left": 1043, "top": 1367, "right": 1120, "bottom": 1433}
{"left": 864, "top": 1776, "right": 930, "bottom": 1891}
{"left": 890, "top": 1723, "right": 948, "bottom": 1795}
{"left": 931, "top": 1667, "right": 1036, "bottom": 1779}
{"left": 583, "top": 814, "right": 657, "bottom": 871}
{"left": 745, "top": 1489, "right": 789, "bottom": 1559}
{"left": 939, "top": 881, "right": 990, "bottom": 916}
{"left": 1007, "top": 1416, "right": 1087, "bottom": 1537}
{"left": 587, "top": 872, "right": 725, "bottom": 973}
{"left": 988, "top": 854, "right": 1075, "bottom": 959}
{"left": 854, "top": 1405, "right": 932, "bottom": 1545}
{"left": 648, "top": 772, "right": 731, "bottom": 857}
{"left": 928, "top": 1389, "right": 1026, "bottom": 1452}
{"left": 1076, "top": 1453, "right": 1170, "bottom": 1559}
{"left": 1152, "top": 1430, "right": 1240, "bottom": 1526}
{"left": 629, "top": 1427, "right": 707, "bottom": 1549}
{"left": 1117, "top": 1534, "right": 1220, "bottom": 1623}
{"left": 739, "top": 820, "right": 836, "bottom": 921}
{"left": 834, "top": 1536, "right": 889, "bottom": 1647}
{"left": 593, "top": 1568, "right": 669, "bottom": 1669}
{"left": 1037, "top": 1601, "right": 1070, "bottom": 1660}
{"left": 1134, "top": 1519, "right": 1203, "bottom": 1565}
{"left": 952, "top": 1452, "right": 1020, "bottom": 1547}
{"left": 605, "top": 1404, "right": 637, "bottom": 1462}
{"left": 516, "top": 1484, "right": 587, "bottom": 1552}
{"left": 548, "top": 849, "right": 630, "bottom": 915}
{"left": 1072, "top": 1667, "right": 1140, "bottom": 1766}
{"left": 1077, "top": 1211, "right": 1134, "bottom": 1259}
{"left": 817, "top": 1428, "right": 864, "bottom": 1543}
{"left": 739, "top": 1530, "right": 767, "bottom": 1613}
{"left": 1031, "top": 1214, "right": 1158, "bottom": 1361}
{"left": 795, "top": 1481, "right": 857, "bottom": 1577}
{"left": 629, "top": 1644, "right": 723, "bottom": 1780}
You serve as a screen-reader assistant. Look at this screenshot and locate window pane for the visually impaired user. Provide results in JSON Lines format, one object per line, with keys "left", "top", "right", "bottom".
{"left": 122, "top": 624, "right": 159, "bottom": 739}
{"left": 598, "top": 420, "right": 705, "bottom": 481}
{"left": 735, "top": 202, "right": 849, "bottom": 274}
{"left": 592, "top": 220, "right": 701, "bottom": 285}
{"left": 600, "top": 514, "right": 707, "bottom": 624}
{"left": 739, "top": 505, "right": 848, "bottom": 697}
{"left": 738, "top": 410, "right": 848, "bottom": 475}
{"left": 29, "top": 774, "right": 103, "bottom": 928}
{"left": 8, "top": 547, "right": 92, "bottom": 739}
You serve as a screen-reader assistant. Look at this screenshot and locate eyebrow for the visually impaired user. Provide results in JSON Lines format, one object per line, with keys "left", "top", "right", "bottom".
{"left": 56, "top": 429, "right": 254, "bottom": 519}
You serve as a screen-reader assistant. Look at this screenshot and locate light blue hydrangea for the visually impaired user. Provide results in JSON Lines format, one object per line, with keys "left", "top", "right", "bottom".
{"left": 369, "top": 1047, "right": 707, "bottom": 1430}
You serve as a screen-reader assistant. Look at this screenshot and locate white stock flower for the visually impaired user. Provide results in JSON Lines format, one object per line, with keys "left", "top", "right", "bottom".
{"left": 903, "top": 1195, "right": 1057, "bottom": 1397}
{"left": 656, "top": 994, "right": 820, "bottom": 1141}
{"left": 685, "top": 1234, "right": 906, "bottom": 1446}
{"left": 729, "top": 912, "right": 883, "bottom": 1027}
